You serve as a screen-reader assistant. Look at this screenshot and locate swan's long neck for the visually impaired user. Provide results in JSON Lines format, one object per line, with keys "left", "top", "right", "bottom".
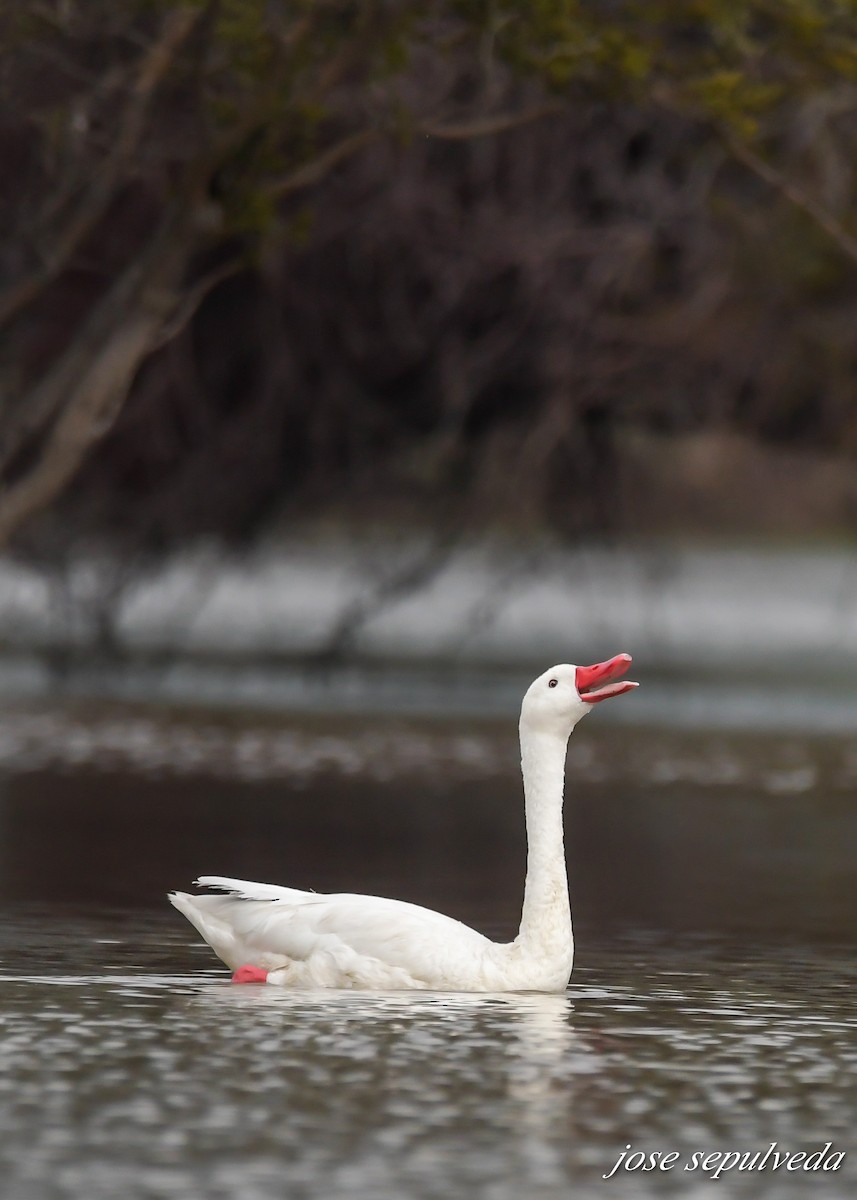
{"left": 517, "top": 722, "right": 572, "bottom": 954}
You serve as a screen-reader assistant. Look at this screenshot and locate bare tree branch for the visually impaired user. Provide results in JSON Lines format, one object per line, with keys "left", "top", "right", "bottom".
{"left": 314, "top": 519, "right": 464, "bottom": 663}
{"left": 0, "top": 214, "right": 192, "bottom": 549}
{"left": 722, "top": 130, "right": 857, "bottom": 268}
{"left": 0, "top": 204, "right": 190, "bottom": 477}
{"left": 0, "top": 6, "right": 198, "bottom": 331}
{"left": 266, "top": 128, "right": 381, "bottom": 199}
{"left": 151, "top": 258, "right": 245, "bottom": 351}
{"left": 265, "top": 104, "right": 562, "bottom": 202}
{"left": 420, "top": 103, "right": 563, "bottom": 140}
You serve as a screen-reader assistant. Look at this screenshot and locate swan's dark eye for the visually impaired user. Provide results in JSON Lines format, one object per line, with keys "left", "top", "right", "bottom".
{"left": 548, "top": 678, "right": 558, "bottom": 688}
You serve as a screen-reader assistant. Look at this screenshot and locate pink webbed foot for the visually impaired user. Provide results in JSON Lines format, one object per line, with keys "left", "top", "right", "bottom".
{"left": 231, "top": 964, "right": 269, "bottom": 985}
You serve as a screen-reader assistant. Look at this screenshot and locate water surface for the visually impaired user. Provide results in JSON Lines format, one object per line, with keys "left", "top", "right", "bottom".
{"left": 0, "top": 698, "right": 854, "bottom": 1198}
{"left": 0, "top": 915, "right": 854, "bottom": 1199}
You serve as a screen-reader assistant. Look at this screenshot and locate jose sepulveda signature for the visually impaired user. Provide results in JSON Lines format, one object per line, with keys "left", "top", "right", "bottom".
{"left": 603, "top": 1142, "right": 845, "bottom": 1181}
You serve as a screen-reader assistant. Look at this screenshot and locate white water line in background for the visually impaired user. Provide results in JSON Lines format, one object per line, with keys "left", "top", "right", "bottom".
{"left": 2, "top": 541, "right": 857, "bottom": 670}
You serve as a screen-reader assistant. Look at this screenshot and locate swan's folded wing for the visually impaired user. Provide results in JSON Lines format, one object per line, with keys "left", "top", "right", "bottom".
{"left": 193, "top": 882, "right": 493, "bottom": 981}
{"left": 195, "top": 875, "right": 315, "bottom": 903}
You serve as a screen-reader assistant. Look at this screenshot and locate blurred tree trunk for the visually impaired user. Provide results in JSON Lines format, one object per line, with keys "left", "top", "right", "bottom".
{"left": 0, "top": 205, "right": 198, "bottom": 547}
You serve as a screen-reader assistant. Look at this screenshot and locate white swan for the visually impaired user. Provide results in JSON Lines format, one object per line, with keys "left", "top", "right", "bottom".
{"left": 169, "top": 654, "right": 638, "bottom": 991}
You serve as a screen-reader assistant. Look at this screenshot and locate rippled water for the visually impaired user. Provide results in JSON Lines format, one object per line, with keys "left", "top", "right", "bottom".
{"left": 0, "top": 916, "right": 854, "bottom": 1199}
{"left": 0, "top": 697, "right": 855, "bottom": 1197}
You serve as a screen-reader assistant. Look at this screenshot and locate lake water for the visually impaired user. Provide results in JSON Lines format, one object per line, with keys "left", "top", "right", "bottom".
{"left": 0, "top": 695, "right": 855, "bottom": 1198}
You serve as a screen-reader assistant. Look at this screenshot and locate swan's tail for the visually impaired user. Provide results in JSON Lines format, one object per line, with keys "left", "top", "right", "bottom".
{"left": 169, "top": 890, "right": 242, "bottom": 970}
{"left": 170, "top": 877, "right": 314, "bottom": 972}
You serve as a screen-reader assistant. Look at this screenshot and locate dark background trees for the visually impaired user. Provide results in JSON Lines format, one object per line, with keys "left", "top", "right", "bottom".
{"left": 4, "top": 1, "right": 857, "bottom": 555}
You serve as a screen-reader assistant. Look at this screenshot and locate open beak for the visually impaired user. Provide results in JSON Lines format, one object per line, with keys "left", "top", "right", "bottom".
{"left": 575, "top": 653, "right": 638, "bottom": 704}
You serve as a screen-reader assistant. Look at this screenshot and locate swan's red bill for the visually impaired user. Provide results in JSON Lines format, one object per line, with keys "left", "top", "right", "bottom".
{"left": 575, "top": 653, "right": 638, "bottom": 704}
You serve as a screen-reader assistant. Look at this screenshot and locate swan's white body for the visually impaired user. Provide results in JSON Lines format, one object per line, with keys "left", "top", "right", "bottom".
{"left": 170, "top": 656, "right": 637, "bottom": 992}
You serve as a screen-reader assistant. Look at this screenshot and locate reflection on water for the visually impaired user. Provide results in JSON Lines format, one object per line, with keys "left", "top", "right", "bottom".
{"left": 0, "top": 916, "right": 854, "bottom": 1199}
{"left": 0, "top": 701, "right": 855, "bottom": 939}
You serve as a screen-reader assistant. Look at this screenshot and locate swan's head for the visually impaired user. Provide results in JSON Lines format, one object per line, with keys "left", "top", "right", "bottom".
{"left": 520, "top": 654, "right": 638, "bottom": 737}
